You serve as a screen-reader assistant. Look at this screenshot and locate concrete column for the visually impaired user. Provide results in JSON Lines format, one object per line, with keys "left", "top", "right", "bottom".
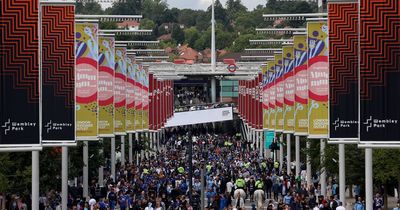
{"left": 129, "top": 134, "right": 133, "bottom": 164}
{"left": 98, "top": 140, "right": 104, "bottom": 187}
{"left": 111, "top": 137, "right": 116, "bottom": 181}
{"left": 339, "top": 144, "right": 346, "bottom": 205}
{"left": 320, "top": 139, "right": 327, "bottom": 196}
{"left": 365, "top": 148, "right": 373, "bottom": 210}
{"left": 211, "top": 78, "right": 216, "bottom": 103}
{"left": 83, "top": 141, "right": 89, "bottom": 198}
{"left": 32, "top": 151, "right": 39, "bottom": 210}
{"left": 306, "top": 140, "right": 312, "bottom": 188}
{"left": 279, "top": 134, "right": 284, "bottom": 172}
{"left": 62, "top": 147, "right": 68, "bottom": 210}
{"left": 295, "top": 135, "right": 300, "bottom": 176}
{"left": 121, "top": 135, "right": 125, "bottom": 166}
{"left": 287, "top": 134, "right": 291, "bottom": 174}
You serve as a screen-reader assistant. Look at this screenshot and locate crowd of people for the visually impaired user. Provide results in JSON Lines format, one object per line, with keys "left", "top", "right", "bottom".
{"left": 174, "top": 86, "right": 209, "bottom": 107}
{"left": 3, "top": 126, "right": 400, "bottom": 210}
{"left": 42, "top": 127, "right": 366, "bottom": 210}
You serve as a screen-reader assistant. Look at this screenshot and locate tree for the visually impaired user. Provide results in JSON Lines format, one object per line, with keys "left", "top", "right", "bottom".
{"left": 171, "top": 24, "right": 185, "bottom": 44}
{"left": 226, "top": 0, "right": 247, "bottom": 21}
{"left": 108, "top": 0, "right": 142, "bottom": 15}
{"left": 76, "top": 2, "right": 104, "bottom": 15}
{"left": 184, "top": 27, "right": 200, "bottom": 47}
{"left": 142, "top": 0, "right": 168, "bottom": 24}
{"left": 178, "top": 9, "right": 199, "bottom": 27}
{"left": 207, "top": 0, "right": 229, "bottom": 26}
{"left": 140, "top": 18, "right": 156, "bottom": 30}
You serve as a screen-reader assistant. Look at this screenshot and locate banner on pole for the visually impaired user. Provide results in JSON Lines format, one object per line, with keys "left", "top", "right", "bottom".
{"left": 283, "top": 45, "right": 295, "bottom": 134}
{"left": 328, "top": 1, "right": 359, "bottom": 140}
{"left": 307, "top": 21, "right": 329, "bottom": 139}
{"left": 126, "top": 55, "right": 136, "bottom": 133}
{"left": 135, "top": 65, "right": 143, "bottom": 131}
{"left": 142, "top": 66, "right": 149, "bottom": 130}
{"left": 264, "top": 130, "right": 275, "bottom": 149}
{"left": 359, "top": 0, "right": 400, "bottom": 143}
{"left": 75, "top": 22, "right": 99, "bottom": 140}
{"left": 41, "top": 4, "right": 75, "bottom": 143}
{"left": 275, "top": 53, "right": 284, "bottom": 132}
{"left": 267, "top": 61, "right": 276, "bottom": 131}
{"left": 114, "top": 46, "right": 127, "bottom": 135}
{"left": 0, "top": 0, "right": 40, "bottom": 146}
{"left": 294, "top": 35, "right": 309, "bottom": 136}
{"left": 262, "top": 65, "right": 269, "bottom": 130}
{"left": 98, "top": 35, "right": 115, "bottom": 137}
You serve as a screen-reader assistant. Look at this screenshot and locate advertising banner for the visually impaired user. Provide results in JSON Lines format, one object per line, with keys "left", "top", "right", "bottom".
{"left": 264, "top": 130, "right": 275, "bottom": 149}
{"left": 41, "top": 4, "right": 75, "bottom": 142}
{"left": 359, "top": 0, "right": 400, "bottom": 143}
{"left": 293, "top": 35, "right": 309, "bottom": 136}
{"left": 275, "top": 53, "right": 284, "bottom": 132}
{"left": 0, "top": 0, "right": 40, "bottom": 146}
{"left": 149, "top": 73, "right": 154, "bottom": 131}
{"left": 126, "top": 55, "right": 136, "bottom": 133}
{"left": 267, "top": 61, "right": 276, "bottom": 131}
{"left": 75, "top": 22, "right": 98, "bottom": 140}
{"left": 142, "top": 66, "right": 149, "bottom": 130}
{"left": 307, "top": 21, "right": 329, "bottom": 139}
{"left": 283, "top": 45, "right": 295, "bottom": 133}
{"left": 262, "top": 65, "right": 269, "bottom": 130}
{"left": 135, "top": 65, "right": 143, "bottom": 131}
{"left": 328, "top": 1, "right": 359, "bottom": 140}
{"left": 98, "top": 35, "right": 115, "bottom": 137}
{"left": 257, "top": 73, "right": 263, "bottom": 130}
{"left": 114, "top": 46, "right": 127, "bottom": 135}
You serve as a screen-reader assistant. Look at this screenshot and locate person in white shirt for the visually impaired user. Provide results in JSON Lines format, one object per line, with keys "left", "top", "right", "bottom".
{"left": 226, "top": 180, "right": 234, "bottom": 195}
{"left": 336, "top": 201, "right": 346, "bottom": 210}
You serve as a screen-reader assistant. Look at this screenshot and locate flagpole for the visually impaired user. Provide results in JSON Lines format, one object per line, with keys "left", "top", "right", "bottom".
{"left": 211, "top": 0, "right": 217, "bottom": 103}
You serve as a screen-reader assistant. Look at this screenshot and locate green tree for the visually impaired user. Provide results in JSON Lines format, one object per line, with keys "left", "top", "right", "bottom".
{"left": 171, "top": 24, "right": 185, "bottom": 44}
{"left": 207, "top": 0, "right": 229, "bottom": 26}
{"left": 76, "top": 2, "right": 104, "bottom": 15}
{"left": 108, "top": 0, "right": 142, "bottom": 15}
{"left": 142, "top": 0, "right": 168, "bottom": 24}
{"left": 226, "top": 0, "right": 247, "bottom": 21}
{"left": 140, "top": 18, "right": 156, "bottom": 30}
{"left": 178, "top": 9, "right": 200, "bottom": 27}
{"left": 184, "top": 27, "right": 200, "bottom": 47}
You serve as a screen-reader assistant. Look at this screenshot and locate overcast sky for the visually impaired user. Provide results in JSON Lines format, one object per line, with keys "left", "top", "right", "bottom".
{"left": 166, "top": 0, "right": 265, "bottom": 11}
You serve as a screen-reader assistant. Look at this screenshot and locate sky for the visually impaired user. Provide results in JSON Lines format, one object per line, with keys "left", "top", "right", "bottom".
{"left": 166, "top": 0, "right": 265, "bottom": 11}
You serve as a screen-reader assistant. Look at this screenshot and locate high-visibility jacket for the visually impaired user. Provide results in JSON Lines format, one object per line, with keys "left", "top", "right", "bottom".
{"left": 274, "top": 161, "right": 280, "bottom": 169}
{"left": 143, "top": 169, "right": 149, "bottom": 174}
{"left": 178, "top": 167, "right": 185, "bottom": 174}
{"left": 255, "top": 180, "right": 264, "bottom": 189}
{"left": 235, "top": 178, "right": 245, "bottom": 188}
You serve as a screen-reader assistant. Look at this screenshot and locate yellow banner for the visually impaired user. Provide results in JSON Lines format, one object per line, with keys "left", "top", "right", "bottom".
{"left": 293, "top": 35, "right": 308, "bottom": 135}
{"left": 114, "top": 47, "right": 127, "bottom": 135}
{"left": 307, "top": 21, "right": 329, "bottom": 138}
{"left": 275, "top": 53, "right": 284, "bottom": 132}
{"left": 267, "top": 61, "right": 276, "bottom": 131}
{"left": 283, "top": 45, "right": 295, "bottom": 133}
{"left": 98, "top": 35, "right": 115, "bottom": 137}
{"left": 126, "top": 55, "right": 136, "bottom": 133}
{"left": 262, "top": 63, "right": 269, "bottom": 130}
{"left": 75, "top": 23, "right": 98, "bottom": 140}
{"left": 142, "top": 66, "right": 149, "bottom": 130}
{"left": 135, "top": 64, "right": 144, "bottom": 131}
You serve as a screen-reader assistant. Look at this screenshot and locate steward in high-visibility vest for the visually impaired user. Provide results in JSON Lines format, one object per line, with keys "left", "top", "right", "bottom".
{"left": 274, "top": 161, "right": 280, "bottom": 169}
{"left": 255, "top": 179, "right": 264, "bottom": 189}
{"left": 143, "top": 169, "right": 149, "bottom": 174}
{"left": 235, "top": 177, "right": 246, "bottom": 189}
{"left": 206, "top": 164, "right": 212, "bottom": 172}
{"left": 178, "top": 166, "right": 185, "bottom": 174}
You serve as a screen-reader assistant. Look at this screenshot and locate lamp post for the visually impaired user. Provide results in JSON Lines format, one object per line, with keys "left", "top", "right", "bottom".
{"left": 211, "top": 0, "right": 217, "bottom": 103}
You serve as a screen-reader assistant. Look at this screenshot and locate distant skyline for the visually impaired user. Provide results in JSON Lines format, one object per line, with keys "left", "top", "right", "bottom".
{"left": 166, "top": 0, "right": 266, "bottom": 11}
